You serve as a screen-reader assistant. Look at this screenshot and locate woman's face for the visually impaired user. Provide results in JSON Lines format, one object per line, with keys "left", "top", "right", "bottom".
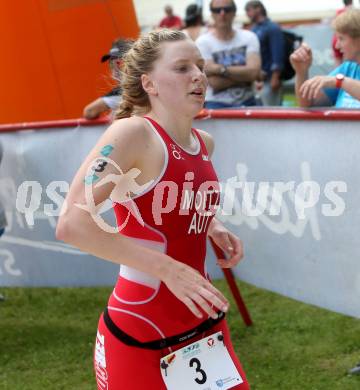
{"left": 147, "top": 39, "right": 207, "bottom": 117}
{"left": 335, "top": 32, "right": 360, "bottom": 61}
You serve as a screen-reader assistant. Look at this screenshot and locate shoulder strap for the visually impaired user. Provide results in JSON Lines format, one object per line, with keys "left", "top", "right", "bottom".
{"left": 192, "top": 128, "right": 210, "bottom": 157}
{"left": 143, "top": 116, "right": 171, "bottom": 144}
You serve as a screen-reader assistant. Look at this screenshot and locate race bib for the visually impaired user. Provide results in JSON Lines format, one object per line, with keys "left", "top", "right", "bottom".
{"left": 160, "top": 331, "right": 243, "bottom": 390}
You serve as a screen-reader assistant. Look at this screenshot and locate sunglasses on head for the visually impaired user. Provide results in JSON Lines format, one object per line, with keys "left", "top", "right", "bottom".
{"left": 210, "top": 6, "right": 236, "bottom": 14}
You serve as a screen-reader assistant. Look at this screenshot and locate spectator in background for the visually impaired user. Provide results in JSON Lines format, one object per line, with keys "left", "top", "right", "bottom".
{"left": 196, "top": 0, "right": 261, "bottom": 108}
{"left": 182, "top": 4, "right": 207, "bottom": 41}
{"left": 245, "top": 1, "right": 285, "bottom": 106}
{"left": 332, "top": 0, "right": 354, "bottom": 66}
{"left": 159, "top": 5, "right": 183, "bottom": 30}
{"left": 83, "top": 39, "right": 127, "bottom": 120}
{"left": 291, "top": 9, "right": 360, "bottom": 108}
{"left": 0, "top": 142, "right": 7, "bottom": 238}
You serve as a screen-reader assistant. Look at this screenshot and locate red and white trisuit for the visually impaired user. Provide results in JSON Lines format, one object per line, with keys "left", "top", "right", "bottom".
{"left": 94, "top": 116, "right": 250, "bottom": 390}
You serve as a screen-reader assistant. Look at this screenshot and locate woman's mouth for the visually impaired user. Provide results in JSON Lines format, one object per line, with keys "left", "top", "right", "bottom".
{"left": 190, "top": 89, "right": 204, "bottom": 97}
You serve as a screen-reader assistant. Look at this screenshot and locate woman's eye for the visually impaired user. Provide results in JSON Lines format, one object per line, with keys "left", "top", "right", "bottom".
{"left": 177, "top": 66, "right": 188, "bottom": 72}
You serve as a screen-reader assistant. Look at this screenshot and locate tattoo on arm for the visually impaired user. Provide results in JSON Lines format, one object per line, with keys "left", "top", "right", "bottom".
{"left": 84, "top": 144, "right": 114, "bottom": 185}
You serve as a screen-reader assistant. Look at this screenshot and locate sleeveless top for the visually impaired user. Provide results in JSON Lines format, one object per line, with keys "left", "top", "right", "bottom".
{"left": 107, "top": 116, "right": 220, "bottom": 342}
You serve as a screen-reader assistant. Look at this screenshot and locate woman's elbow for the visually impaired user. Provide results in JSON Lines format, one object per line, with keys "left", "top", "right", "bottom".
{"left": 56, "top": 211, "right": 79, "bottom": 243}
{"left": 55, "top": 216, "right": 70, "bottom": 242}
{"left": 56, "top": 208, "right": 93, "bottom": 246}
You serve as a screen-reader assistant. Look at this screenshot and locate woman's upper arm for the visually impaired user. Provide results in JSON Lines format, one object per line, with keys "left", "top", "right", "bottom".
{"left": 65, "top": 117, "right": 147, "bottom": 209}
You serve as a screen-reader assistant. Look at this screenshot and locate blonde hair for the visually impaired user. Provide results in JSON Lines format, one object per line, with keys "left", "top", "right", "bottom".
{"left": 115, "top": 29, "right": 187, "bottom": 120}
{"left": 333, "top": 9, "right": 360, "bottom": 38}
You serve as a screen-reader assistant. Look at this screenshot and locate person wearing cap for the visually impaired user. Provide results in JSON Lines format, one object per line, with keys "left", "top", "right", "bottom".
{"left": 182, "top": 4, "right": 207, "bottom": 41}
{"left": 83, "top": 39, "right": 126, "bottom": 120}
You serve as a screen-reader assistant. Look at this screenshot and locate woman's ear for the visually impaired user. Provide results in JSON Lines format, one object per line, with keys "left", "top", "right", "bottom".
{"left": 141, "top": 74, "right": 158, "bottom": 96}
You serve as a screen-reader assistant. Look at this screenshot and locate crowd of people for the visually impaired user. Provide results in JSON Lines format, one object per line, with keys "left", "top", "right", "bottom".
{"left": 83, "top": 0, "right": 360, "bottom": 119}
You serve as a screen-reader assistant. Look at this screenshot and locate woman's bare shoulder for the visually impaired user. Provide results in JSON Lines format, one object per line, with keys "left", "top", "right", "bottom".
{"left": 105, "top": 116, "right": 151, "bottom": 144}
{"left": 87, "top": 116, "right": 153, "bottom": 170}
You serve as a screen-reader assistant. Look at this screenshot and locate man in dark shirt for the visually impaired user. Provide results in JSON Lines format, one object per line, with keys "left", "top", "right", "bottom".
{"left": 245, "top": 1, "right": 285, "bottom": 106}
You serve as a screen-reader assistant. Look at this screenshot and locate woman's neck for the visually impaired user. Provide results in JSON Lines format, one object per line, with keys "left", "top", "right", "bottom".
{"left": 146, "top": 108, "right": 195, "bottom": 148}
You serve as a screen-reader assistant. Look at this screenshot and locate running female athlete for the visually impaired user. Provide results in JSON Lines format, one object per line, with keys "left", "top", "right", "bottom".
{"left": 56, "top": 29, "right": 250, "bottom": 390}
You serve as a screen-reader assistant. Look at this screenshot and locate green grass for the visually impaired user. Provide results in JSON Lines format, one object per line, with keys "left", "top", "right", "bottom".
{"left": 0, "top": 281, "right": 359, "bottom": 389}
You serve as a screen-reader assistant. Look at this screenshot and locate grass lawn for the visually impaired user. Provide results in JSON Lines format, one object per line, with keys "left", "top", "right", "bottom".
{"left": 0, "top": 280, "right": 359, "bottom": 390}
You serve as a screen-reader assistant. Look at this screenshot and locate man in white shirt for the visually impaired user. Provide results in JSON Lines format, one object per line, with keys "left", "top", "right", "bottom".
{"left": 196, "top": 0, "right": 261, "bottom": 108}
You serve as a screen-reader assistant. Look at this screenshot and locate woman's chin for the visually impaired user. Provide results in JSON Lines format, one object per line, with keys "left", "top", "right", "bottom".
{"left": 189, "top": 103, "right": 204, "bottom": 117}
{"left": 165, "top": 100, "right": 204, "bottom": 117}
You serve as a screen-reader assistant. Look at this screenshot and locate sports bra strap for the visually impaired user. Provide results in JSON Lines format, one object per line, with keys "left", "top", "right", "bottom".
{"left": 143, "top": 116, "right": 206, "bottom": 157}
{"left": 192, "top": 128, "right": 209, "bottom": 157}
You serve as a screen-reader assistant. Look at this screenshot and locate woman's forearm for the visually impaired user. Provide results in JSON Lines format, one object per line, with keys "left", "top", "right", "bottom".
{"left": 56, "top": 208, "right": 171, "bottom": 280}
{"left": 207, "top": 217, "right": 222, "bottom": 237}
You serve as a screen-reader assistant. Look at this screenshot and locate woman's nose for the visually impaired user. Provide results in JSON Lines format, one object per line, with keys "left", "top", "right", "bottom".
{"left": 192, "top": 68, "right": 203, "bottom": 81}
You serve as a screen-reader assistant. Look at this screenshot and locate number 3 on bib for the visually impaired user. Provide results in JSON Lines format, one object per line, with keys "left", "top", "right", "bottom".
{"left": 160, "top": 331, "right": 243, "bottom": 390}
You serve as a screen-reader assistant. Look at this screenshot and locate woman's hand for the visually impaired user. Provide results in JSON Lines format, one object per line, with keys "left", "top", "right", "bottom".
{"left": 208, "top": 219, "right": 244, "bottom": 268}
{"left": 299, "top": 76, "right": 336, "bottom": 101}
{"left": 161, "top": 259, "right": 229, "bottom": 320}
{"left": 290, "top": 43, "right": 313, "bottom": 75}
